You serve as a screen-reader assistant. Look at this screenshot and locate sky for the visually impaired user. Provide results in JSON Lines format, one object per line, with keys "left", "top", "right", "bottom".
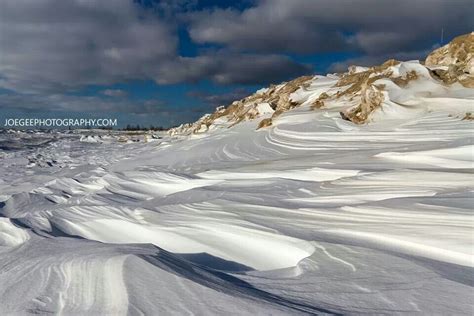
{"left": 0, "top": 0, "right": 472, "bottom": 128}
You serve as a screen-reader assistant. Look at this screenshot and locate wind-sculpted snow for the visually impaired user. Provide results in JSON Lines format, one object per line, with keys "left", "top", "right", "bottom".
{"left": 167, "top": 34, "right": 473, "bottom": 136}
{"left": 1, "top": 36, "right": 474, "bottom": 314}
{"left": 1, "top": 104, "right": 473, "bottom": 314}
{"left": 0, "top": 218, "right": 30, "bottom": 246}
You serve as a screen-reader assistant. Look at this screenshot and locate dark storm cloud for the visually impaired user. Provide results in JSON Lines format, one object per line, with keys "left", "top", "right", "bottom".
{"left": 0, "top": 0, "right": 178, "bottom": 93}
{"left": 2, "top": 0, "right": 471, "bottom": 93}
{"left": 155, "top": 53, "right": 311, "bottom": 85}
{"left": 188, "top": 88, "right": 251, "bottom": 108}
{"left": 0, "top": 93, "right": 164, "bottom": 114}
{"left": 0, "top": 0, "right": 309, "bottom": 95}
{"left": 328, "top": 48, "right": 434, "bottom": 73}
{"left": 187, "top": 0, "right": 474, "bottom": 55}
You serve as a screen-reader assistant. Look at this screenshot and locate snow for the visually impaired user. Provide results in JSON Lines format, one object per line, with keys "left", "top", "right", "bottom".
{"left": 376, "top": 145, "right": 474, "bottom": 168}
{"left": 0, "top": 60, "right": 473, "bottom": 314}
{"left": 0, "top": 218, "right": 30, "bottom": 247}
{"left": 256, "top": 102, "right": 275, "bottom": 115}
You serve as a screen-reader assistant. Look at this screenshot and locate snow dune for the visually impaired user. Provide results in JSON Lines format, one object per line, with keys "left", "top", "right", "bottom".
{"left": 0, "top": 57, "right": 473, "bottom": 314}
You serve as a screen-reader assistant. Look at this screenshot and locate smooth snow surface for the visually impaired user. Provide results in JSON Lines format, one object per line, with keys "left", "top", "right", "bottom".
{"left": 1, "top": 62, "right": 473, "bottom": 314}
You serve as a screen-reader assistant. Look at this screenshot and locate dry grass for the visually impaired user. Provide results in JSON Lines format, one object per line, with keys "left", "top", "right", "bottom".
{"left": 426, "top": 32, "right": 473, "bottom": 88}
{"left": 332, "top": 60, "right": 399, "bottom": 100}
{"left": 462, "top": 112, "right": 474, "bottom": 121}
{"left": 257, "top": 118, "right": 273, "bottom": 129}
{"left": 191, "top": 75, "right": 314, "bottom": 132}
{"left": 170, "top": 33, "right": 473, "bottom": 134}
{"left": 340, "top": 82, "right": 385, "bottom": 124}
{"left": 393, "top": 70, "right": 419, "bottom": 87}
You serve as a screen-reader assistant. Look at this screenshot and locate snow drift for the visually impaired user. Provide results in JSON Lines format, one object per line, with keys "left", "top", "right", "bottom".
{"left": 0, "top": 33, "right": 473, "bottom": 315}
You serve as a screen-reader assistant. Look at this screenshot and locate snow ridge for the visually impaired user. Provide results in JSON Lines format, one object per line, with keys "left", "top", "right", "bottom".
{"left": 170, "top": 33, "right": 474, "bottom": 135}
{"left": 0, "top": 33, "right": 473, "bottom": 315}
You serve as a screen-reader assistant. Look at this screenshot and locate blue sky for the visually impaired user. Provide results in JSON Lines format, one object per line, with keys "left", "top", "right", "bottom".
{"left": 0, "top": 0, "right": 472, "bottom": 128}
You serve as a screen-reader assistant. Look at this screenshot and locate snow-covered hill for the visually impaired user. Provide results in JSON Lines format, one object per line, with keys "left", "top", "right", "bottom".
{"left": 170, "top": 32, "right": 474, "bottom": 136}
{"left": 0, "top": 33, "right": 473, "bottom": 315}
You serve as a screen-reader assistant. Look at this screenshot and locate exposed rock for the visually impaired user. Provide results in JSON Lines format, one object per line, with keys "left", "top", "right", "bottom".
{"left": 332, "top": 60, "right": 398, "bottom": 100}
{"left": 310, "top": 92, "right": 329, "bottom": 110}
{"left": 426, "top": 32, "right": 474, "bottom": 88}
{"left": 392, "top": 70, "right": 419, "bottom": 87}
{"left": 462, "top": 112, "right": 474, "bottom": 121}
{"left": 340, "top": 81, "right": 385, "bottom": 124}
{"left": 311, "top": 99, "right": 325, "bottom": 109}
{"left": 168, "top": 33, "right": 474, "bottom": 135}
{"left": 320, "top": 59, "right": 423, "bottom": 122}
{"left": 426, "top": 33, "right": 473, "bottom": 70}
{"left": 257, "top": 118, "right": 273, "bottom": 129}
{"left": 266, "top": 75, "right": 314, "bottom": 113}
{"left": 169, "top": 75, "right": 314, "bottom": 134}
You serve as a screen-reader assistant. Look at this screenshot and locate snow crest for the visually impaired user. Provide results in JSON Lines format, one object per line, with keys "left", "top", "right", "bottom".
{"left": 1, "top": 34, "right": 473, "bottom": 314}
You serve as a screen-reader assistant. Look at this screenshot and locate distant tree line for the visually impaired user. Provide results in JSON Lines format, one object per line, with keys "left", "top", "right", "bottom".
{"left": 122, "top": 124, "right": 168, "bottom": 131}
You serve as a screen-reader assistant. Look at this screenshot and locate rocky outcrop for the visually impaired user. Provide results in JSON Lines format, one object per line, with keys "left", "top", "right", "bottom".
{"left": 340, "top": 81, "right": 385, "bottom": 124}
{"left": 257, "top": 118, "right": 273, "bottom": 129}
{"left": 462, "top": 112, "right": 474, "bottom": 120}
{"left": 168, "top": 33, "right": 473, "bottom": 135}
{"left": 316, "top": 59, "right": 414, "bottom": 124}
{"left": 169, "top": 75, "right": 314, "bottom": 135}
{"left": 426, "top": 33, "right": 473, "bottom": 70}
{"left": 425, "top": 32, "right": 474, "bottom": 88}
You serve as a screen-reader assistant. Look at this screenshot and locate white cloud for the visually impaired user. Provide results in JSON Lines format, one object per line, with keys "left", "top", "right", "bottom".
{"left": 102, "top": 89, "right": 128, "bottom": 97}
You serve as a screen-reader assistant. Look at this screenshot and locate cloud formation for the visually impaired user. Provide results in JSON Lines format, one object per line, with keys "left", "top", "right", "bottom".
{"left": 0, "top": 0, "right": 310, "bottom": 94}
{"left": 0, "top": 0, "right": 177, "bottom": 93}
{"left": 0, "top": 0, "right": 472, "bottom": 121}
{"left": 188, "top": 88, "right": 251, "bottom": 108}
{"left": 188, "top": 0, "right": 473, "bottom": 55}
{"left": 155, "top": 53, "right": 311, "bottom": 85}
{"left": 2, "top": 0, "right": 472, "bottom": 94}
{"left": 0, "top": 92, "right": 164, "bottom": 114}
{"left": 101, "top": 89, "right": 129, "bottom": 98}
{"left": 328, "top": 48, "right": 435, "bottom": 73}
